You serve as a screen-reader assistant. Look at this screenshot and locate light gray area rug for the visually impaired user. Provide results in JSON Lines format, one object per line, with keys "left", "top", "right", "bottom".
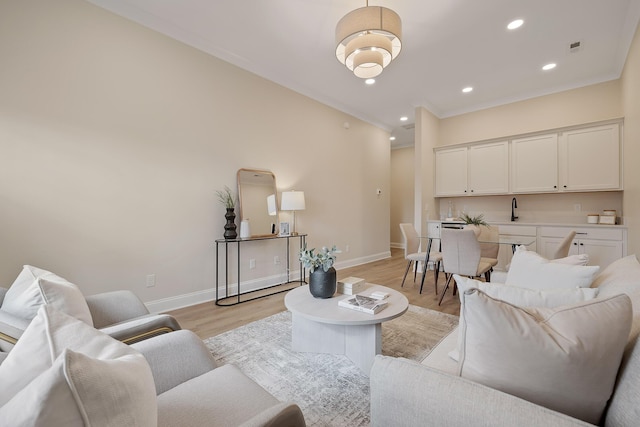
{"left": 204, "top": 305, "right": 458, "bottom": 426}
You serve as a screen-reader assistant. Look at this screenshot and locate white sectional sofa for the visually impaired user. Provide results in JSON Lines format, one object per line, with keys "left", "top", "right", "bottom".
{"left": 370, "top": 254, "right": 640, "bottom": 426}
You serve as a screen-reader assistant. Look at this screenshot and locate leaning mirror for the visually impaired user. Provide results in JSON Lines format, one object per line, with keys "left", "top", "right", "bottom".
{"left": 237, "top": 168, "right": 278, "bottom": 237}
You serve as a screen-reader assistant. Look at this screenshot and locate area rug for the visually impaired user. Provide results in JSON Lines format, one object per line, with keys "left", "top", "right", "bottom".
{"left": 204, "top": 305, "right": 458, "bottom": 426}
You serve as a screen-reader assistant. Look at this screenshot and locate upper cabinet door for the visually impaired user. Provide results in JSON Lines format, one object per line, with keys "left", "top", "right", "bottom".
{"left": 467, "top": 141, "right": 509, "bottom": 195}
{"left": 511, "top": 134, "right": 559, "bottom": 193}
{"left": 435, "top": 147, "right": 468, "bottom": 196}
{"left": 559, "top": 124, "right": 621, "bottom": 191}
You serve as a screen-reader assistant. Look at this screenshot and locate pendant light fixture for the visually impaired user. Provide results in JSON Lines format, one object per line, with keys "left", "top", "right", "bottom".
{"left": 335, "top": 1, "right": 402, "bottom": 79}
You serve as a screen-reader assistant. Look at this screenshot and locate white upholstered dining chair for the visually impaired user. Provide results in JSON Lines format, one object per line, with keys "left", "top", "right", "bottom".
{"left": 438, "top": 228, "right": 496, "bottom": 305}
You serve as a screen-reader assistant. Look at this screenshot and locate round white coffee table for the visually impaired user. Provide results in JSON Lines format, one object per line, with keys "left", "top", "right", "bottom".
{"left": 284, "top": 284, "right": 408, "bottom": 374}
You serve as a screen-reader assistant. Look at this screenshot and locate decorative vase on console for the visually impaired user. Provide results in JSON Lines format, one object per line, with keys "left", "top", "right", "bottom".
{"left": 299, "top": 245, "right": 341, "bottom": 298}
{"left": 216, "top": 185, "right": 237, "bottom": 240}
{"left": 224, "top": 208, "right": 237, "bottom": 240}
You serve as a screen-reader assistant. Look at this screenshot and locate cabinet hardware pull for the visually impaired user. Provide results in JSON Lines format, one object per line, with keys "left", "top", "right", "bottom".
{"left": 576, "top": 232, "right": 588, "bottom": 235}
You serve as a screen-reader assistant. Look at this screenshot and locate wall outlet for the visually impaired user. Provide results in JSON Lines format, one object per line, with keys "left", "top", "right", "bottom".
{"left": 249, "top": 259, "right": 256, "bottom": 269}
{"left": 345, "top": 244, "right": 350, "bottom": 253}
{"left": 574, "top": 203, "right": 582, "bottom": 212}
{"left": 274, "top": 256, "right": 280, "bottom": 265}
{"left": 146, "top": 274, "right": 155, "bottom": 288}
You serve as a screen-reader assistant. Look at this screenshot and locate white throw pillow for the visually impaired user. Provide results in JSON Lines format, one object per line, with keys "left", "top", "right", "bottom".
{"left": 1, "top": 265, "right": 92, "bottom": 325}
{"left": 513, "top": 244, "right": 590, "bottom": 266}
{"left": 505, "top": 249, "right": 599, "bottom": 290}
{"left": 0, "top": 306, "right": 156, "bottom": 427}
{"left": 458, "top": 290, "right": 631, "bottom": 424}
{"left": 449, "top": 275, "right": 599, "bottom": 361}
{"left": 591, "top": 255, "right": 640, "bottom": 307}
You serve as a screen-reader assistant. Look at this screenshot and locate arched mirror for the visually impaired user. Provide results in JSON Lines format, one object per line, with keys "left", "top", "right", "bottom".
{"left": 237, "top": 168, "right": 278, "bottom": 237}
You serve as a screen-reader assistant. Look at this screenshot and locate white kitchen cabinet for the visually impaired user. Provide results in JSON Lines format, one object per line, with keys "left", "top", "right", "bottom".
{"left": 538, "top": 226, "right": 625, "bottom": 269}
{"left": 511, "top": 134, "right": 558, "bottom": 193}
{"left": 435, "top": 147, "right": 468, "bottom": 196}
{"left": 435, "top": 121, "right": 622, "bottom": 197}
{"left": 435, "top": 141, "right": 508, "bottom": 196}
{"left": 559, "top": 124, "right": 621, "bottom": 191}
{"left": 468, "top": 141, "right": 509, "bottom": 195}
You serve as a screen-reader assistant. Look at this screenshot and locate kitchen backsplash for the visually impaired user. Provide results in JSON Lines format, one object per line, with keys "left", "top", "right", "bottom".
{"left": 436, "top": 192, "right": 623, "bottom": 225}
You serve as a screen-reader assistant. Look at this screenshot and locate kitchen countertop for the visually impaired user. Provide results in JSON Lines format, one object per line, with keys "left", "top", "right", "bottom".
{"left": 428, "top": 219, "right": 627, "bottom": 229}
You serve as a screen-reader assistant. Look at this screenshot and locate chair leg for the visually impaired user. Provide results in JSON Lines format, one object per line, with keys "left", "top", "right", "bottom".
{"left": 438, "top": 274, "right": 454, "bottom": 306}
{"left": 484, "top": 268, "right": 493, "bottom": 282}
{"left": 413, "top": 261, "right": 418, "bottom": 282}
{"left": 401, "top": 261, "right": 412, "bottom": 287}
{"left": 433, "top": 261, "right": 440, "bottom": 294}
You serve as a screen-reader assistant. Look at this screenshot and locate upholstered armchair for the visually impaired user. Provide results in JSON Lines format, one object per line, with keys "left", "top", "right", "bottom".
{"left": 0, "top": 265, "right": 180, "bottom": 352}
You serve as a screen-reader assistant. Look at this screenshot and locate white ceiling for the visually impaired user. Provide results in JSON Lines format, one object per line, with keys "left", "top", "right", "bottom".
{"left": 86, "top": 0, "right": 640, "bottom": 148}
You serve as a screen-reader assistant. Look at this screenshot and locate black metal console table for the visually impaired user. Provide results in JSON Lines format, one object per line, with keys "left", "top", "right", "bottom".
{"left": 215, "top": 234, "right": 307, "bottom": 306}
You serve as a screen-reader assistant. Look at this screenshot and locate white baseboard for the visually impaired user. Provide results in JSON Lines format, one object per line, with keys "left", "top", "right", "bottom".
{"left": 145, "top": 272, "right": 299, "bottom": 314}
{"left": 146, "top": 251, "right": 391, "bottom": 313}
{"left": 390, "top": 242, "right": 404, "bottom": 249}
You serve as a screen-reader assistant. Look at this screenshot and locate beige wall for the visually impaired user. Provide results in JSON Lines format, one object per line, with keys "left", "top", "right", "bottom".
{"left": 415, "top": 107, "right": 440, "bottom": 235}
{"left": 0, "top": 0, "right": 391, "bottom": 310}
{"left": 438, "top": 80, "right": 623, "bottom": 146}
{"left": 621, "top": 24, "right": 640, "bottom": 254}
{"left": 390, "top": 147, "right": 414, "bottom": 247}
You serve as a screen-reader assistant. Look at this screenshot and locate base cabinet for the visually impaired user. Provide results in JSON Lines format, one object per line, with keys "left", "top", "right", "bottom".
{"left": 538, "top": 227, "right": 624, "bottom": 270}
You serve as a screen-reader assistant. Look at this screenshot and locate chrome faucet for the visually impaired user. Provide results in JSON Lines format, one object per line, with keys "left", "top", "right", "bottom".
{"left": 511, "top": 197, "right": 518, "bottom": 222}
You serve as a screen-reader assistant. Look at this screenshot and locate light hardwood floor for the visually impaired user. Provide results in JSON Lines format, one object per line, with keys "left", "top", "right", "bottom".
{"left": 167, "top": 248, "right": 461, "bottom": 339}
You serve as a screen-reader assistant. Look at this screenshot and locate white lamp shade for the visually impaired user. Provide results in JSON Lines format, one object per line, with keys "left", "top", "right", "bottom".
{"left": 281, "top": 191, "right": 306, "bottom": 211}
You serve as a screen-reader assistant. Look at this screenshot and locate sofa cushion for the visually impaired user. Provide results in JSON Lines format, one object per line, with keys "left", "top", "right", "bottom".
{"left": 449, "top": 276, "right": 599, "bottom": 362}
{"left": 1, "top": 265, "right": 92, "bottom": 325}
{"left": 505, "top": 249, "right": 599, "bottom": 290}
{"left": 458, "top": 289, "right": 631, "bottom": 424}
{"left": 0, "top": 305, "right": 156, "bottom": 427}
{"left": 592, "top": 254, "right": 640, "bottom": 307}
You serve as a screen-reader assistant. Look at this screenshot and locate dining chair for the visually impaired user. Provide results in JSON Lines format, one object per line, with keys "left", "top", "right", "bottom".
{"left": 438, "top": 228, "right": 496, "bottom": 305}
{"left": 399, "top": 224, "right": 443, "bottom": 292}
{"left": 552, "top": 231, "right": 577, "bottom": 259}
{"left": 399, "top": 223, "right": 425, "bottom": 287}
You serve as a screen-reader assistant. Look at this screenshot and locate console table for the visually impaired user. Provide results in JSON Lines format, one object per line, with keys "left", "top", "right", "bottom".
{"left": 215, "top": 234, "right": 307, "bottom": 306}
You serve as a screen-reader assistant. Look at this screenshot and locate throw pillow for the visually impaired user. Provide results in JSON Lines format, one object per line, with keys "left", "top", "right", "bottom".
{"left": 1, "top": 265, "right": 92, "bottom": 325}
{"left": 448, "top": 275, "right": 599, "bottom": 361}
{"left": 458, "top": 289, "right": 632, "bottom": 424}
{"left": 513, "top": 244, "right": 590, "bottom": 266}
{"left": 591, "top": 255, "right": 640, "bottom": 304}
{"left": 505, "top": 249, "right": 599, "bottom": 290}
{"left": 0, "top": 306, "right": 156, "bottom": 427}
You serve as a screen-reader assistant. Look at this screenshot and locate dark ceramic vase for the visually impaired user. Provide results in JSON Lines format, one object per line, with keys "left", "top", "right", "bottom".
{"left": 309, "top": 267, "right": 337, "bottom": 298}
{"left": 223, "top": 207, "right": 237, "bottom": 239}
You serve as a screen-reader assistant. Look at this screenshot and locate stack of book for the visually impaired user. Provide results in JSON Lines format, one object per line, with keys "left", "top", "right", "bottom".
{"left": 338, "top": 293, "right": 388, "bottom": 314}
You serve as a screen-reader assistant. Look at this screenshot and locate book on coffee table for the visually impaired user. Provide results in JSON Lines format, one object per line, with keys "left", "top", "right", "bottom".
{"left": 338, "top": 294, "right": 387, "bottom": 314}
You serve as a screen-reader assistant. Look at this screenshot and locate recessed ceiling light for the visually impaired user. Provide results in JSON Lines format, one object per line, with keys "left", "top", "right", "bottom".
{"left": 507, "top": 19, "right": 524, "bottom": 30}
{"left": 400, "top": 116, "right": 408, "bottom": 121}
{"left": 542, "top": 63, "right": 557, "bottom": 71}
{"left": 365, "top": 78, "right": 375, "bottom": 85}
{"left": 462, "top": 87, "right": 473, "bottom": 93}
{"left": 390, "top": 136, "right": 396, "bottom": 141}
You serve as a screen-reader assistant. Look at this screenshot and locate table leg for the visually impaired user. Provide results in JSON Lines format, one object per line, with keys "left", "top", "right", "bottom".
{"left": 419, "top": 238, "right": 433, "bottom": 294}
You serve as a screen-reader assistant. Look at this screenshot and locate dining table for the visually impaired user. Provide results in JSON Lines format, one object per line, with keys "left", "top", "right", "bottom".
{"left": 418, "top": 235, "right": 536, "bottom": 293}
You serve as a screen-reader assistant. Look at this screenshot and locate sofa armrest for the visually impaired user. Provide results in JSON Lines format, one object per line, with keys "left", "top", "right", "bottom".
{"left": 370, "top": 356, "right": 592, "bottom": 427}
{"left": 0, "top": 310, "right": 30, "bottom": 352}
{"left": 132, "top": 329, "right": 217, "bottom": 395}
{"left": 0, "top": 287, "right": 7, "bottom": 306}
{"left": 239, "top": 402, "right": 306, "bottom": 427}
{"left": 85, "top": 290, "right": 150, "bottom": 328}
{"left": 99, "top": 313, "right": 181, "bottom": 344}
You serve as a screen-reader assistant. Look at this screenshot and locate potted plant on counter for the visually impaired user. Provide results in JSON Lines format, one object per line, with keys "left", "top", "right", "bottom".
{"left": 299, "top": 245, "right": 341, "bottom": 298}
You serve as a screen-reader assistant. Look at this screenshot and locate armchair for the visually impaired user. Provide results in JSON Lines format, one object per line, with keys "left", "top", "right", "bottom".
{"left": 132, "top": 330, "right": 306, "bottom": 426}
{"left": 0, "top": 286, "right": 180, "bottom": 351}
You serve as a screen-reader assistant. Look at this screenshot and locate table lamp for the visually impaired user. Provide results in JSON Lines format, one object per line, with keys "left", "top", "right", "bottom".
{"left": 280, "top": 191, "right": 305, "bottom": 236}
